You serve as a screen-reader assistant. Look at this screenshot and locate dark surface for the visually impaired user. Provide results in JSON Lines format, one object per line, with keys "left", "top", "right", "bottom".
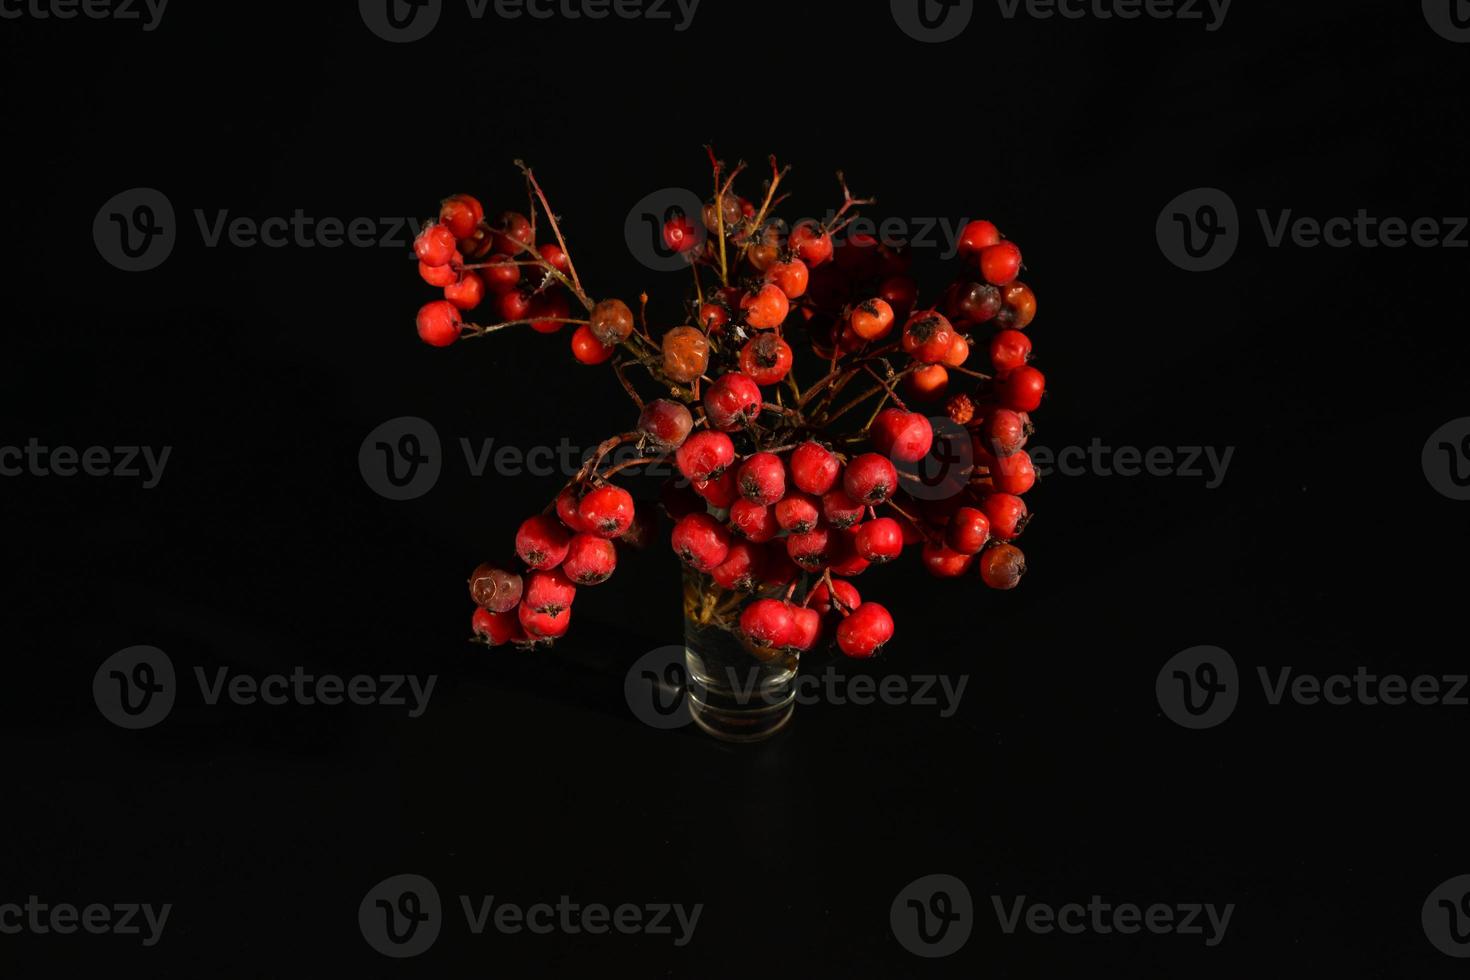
{"left": 4, "top": 0, "right": 1469, "bottom": 974}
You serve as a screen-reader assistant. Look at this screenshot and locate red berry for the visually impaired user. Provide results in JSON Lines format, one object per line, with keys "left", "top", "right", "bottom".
{"left": 946, "top": 507, "right": 992, "bottom": 555}
{"left": 555, "top": 487, "right": 590, "bottom": 532}
{"left": 992, "top": 451, "right": 1037, "bottom": 496}
{"left": 538, "top": 242, "right": 571, "bottom": 273}
{"left": 922, "top": 539, "right": 974, "bottom": 578}
{"left": 849, "top": 298, "right": 896, "bottom": 342}
{"left": 468, "top": 563, "right": 523, "bottom": 613}
{"left": 901, "top": 312, "right": 958, "bottom": 364}
{"left": 697, "top": 302, "right": 729, "bottom": 333}
{"left": 693, "top": 470, "right": 740, "bottom": 509}
{"left": 790, "top": 443, "right": 841, "bottom": 496}
{"left": 662, "top": 213, "right": 700, "bottom": 253}
{"left": 827, "top": 528, "right": 871, "bottom": 577}
{"left": 997, "top": 282, "right": 1037, "bottom": 330}
{"left": 516, "top": 515, "right": 572, "bottom": 570}
{"left": 472, "top": 607, "right": 523, "bottom": 647}
{"left": 979, "top": 241, "right": 1023, "bottom": 286}
{"left": 729, "top": 499, "right": 779, "bottom": 543}
{"left": 675, "top": 431, "right": 736, "bottom": 482}
{"left": 979, "top": 543, "right": 1027, "bottom": 590}
{"left": 563, "top": 534, "right": 617, "bottom": 585}
{"left": 788, "top": 606, "right": 822, "bottom": 652}
{"left": 671, "top": 512, "right": 731, "bottom": 571}
{"left": 479, "top": 254, "right": 521, "bottom": 294}
{"left": 571, "top": 325, "right": 614, "bottom": 365}
{"left": 981, "top": 408, "right": 1031, "bottom": 458}
{"left": 807, "top": 578, "right": 861, "bottom": 616}
{"left": 703, "top": 372, "right": 763, "bottom": 431}
{"left": 998, "top": 365, "right": 1046, "bottom": 412}
{"left": 524, "top": 568, "right": 577, "bottom": 614}
{"left": 843, "top": 453, "right": 899, "bottom": 506}
{"left": 738, "top": 333, "right": 794, "bottom": 386}
{"left": 492, "top": 211, "right": 535, "bottom": 255}
{"left": 518, "top": 601, "right": 570, "bottom": 640}
{"left": 416, "top": 300, "right": 463, "bottom": 348}
{"left": 419, "top": 260, "right": 458, "bottom": 287}
{"left": 758, "top": 542, "right": 801, "bottom": 590}
{"left": 765, "top": 259, "right": 809, "bottom": 299}
{"left": 905, "top": 364, "right": 950, "bottom": 402}
{"left": 498, "top": 289, "right": 533, "bottom": 322}
{"left": 737, "top": 452, "right": 786, "bottom": 505}
{"left": 944, "top": 334, "right": 970, "bottom": 368}
{"left": 980, "top": 493, "right": 1029, "bottom": 541}
{"left": 440, "top": 194, "right": 484, "bottom": 240}
{"left": 529, "top": 292, "right": 571, "bottom": 334}
{"left": 443, "top": 271, "right": 485, "bottom": 311}
{"left": 786, "top": 527, "right": 832, "bottom": 572}
{"left": 821, "top": 488, "right": 866, "bottom": 529}
{"left": 774, "top": 492, "right": 822, "bottom": 533}
{"left": 957, "top": 219, "right": 1001, "bottom": 262}
{"left": 790, "top": 222, "right": 834, "bottom": 266}
{"left": 637, "top": 399, "right": 695, "bottom": 450}
{"left": 578, "top": 485, "right": 636, "bottom": 539}
{"left": 710, "top": 539, "right": 763, "bottom": 592}
{"left": 739, "top": 598, "right": 796, "bottom": 650}
{"left": 854, "top": 518, "right": 904, "bottom": 564}
{"left": 740, "top": 283, "right": 790, "bottom": 329}
{"left": 414, "top": 222, "right": 459, "bottom": 267}
{"left": 990, "top": 329, "right": 1033, "bottom": 373}
{"left": 871, "top": 409, "right": 934, "bottom": 464}
{"left": 836, "top": 603, "right": 894, "bottom": 659}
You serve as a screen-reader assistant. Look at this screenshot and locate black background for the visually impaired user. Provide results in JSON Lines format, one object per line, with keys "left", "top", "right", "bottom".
{"left": 3, "top": 0, "right": 1469, "bottom": 974}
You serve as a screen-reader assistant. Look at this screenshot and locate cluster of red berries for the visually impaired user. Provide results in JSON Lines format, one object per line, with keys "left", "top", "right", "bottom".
{"left": 442, "top": 155, "right": 1046, "bottom": 663}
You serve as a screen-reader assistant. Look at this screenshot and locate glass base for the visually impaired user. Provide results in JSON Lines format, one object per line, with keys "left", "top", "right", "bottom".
{"left": 685, "top": 645, "right": 796, "bottom": 743}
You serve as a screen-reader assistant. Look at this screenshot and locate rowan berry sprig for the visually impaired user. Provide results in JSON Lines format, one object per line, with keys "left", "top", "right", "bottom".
{"left": 423, "top": 152, "right": 1047, "bottom": 659}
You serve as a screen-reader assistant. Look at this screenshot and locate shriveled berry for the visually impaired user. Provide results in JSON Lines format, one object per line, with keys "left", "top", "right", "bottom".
{"left": 790, "top": 442, "right": 841, "bottom": 496}
{"left": 671, "top": 512, "right": 731, "bottom": 571}
{"left": 637, "top": 399, "right": 695, "bottom": 450}
{"left": 946, "top": 507, "right": 992, "bottom": 555}
{"left": 836, "top": 603, "right": 894, "bottom": 659}
{"left": 675, "top": 431, "right": 736, "bottom": 482}
{"left": 516, "top": 515, "right": 572, "bottom": 570}
{"left": 996, "top": 282, "right": 1037, "bottom": 330}
{"left": 981, "top": 408, "right": 1031, "bottom": 458}
{"left": 854, "top": 518, "right": 904, "bottom": 564}
{"left": 414, "top": 222, "right": 459, "bottom": 267}
{"left": 524, "top": 568, "right": 577, "bottom": 615}
{"left": 563, "top": 534, "right": 617, "bottom": 585}
{"left": 589, "top": 298, "right": 635, "bottom": 347}
{"left": 704, "top": 372, "right": 763, "bottom": 431}
{"left": 729, "top": 499, "right": 779, "bottom": 543}
{"left": 468, "top": 563, "right": 523, "bottom": 613}
{"left": 739, "top": 598, "right": 797, "bottom": 650}
{"left": 871, "top": 409, "right": 934, "bottom": 464}
{"left": 843, "top": 454, "right": 899, "bottom": 506}
{"left": 578, "top": 485, "right": 636, "bottom": 538}
{"left": 947, "top": 393, "right": 976, "bottom": 426}
{"left": 738, "top": 333, "right": 794, "bottom": 386}
{"left": 662, "top": 326, "right": 710, "bottom": 383}
{"left": 737, "top": 452, "right": 786, "bottom": 505}
{"left": 774, "top": 492, "right": 822, "bottom": 533}
{"left": 901, "top": 312, "right": 958, "bottom": 364}
{"left": 979, "top": 543, "right": 1027, "bottom": 590}
{"left": 416, "top": 300, "right": 463, "bottom": 348}
{"left": 945, "top": 281, "right": 1003, "bottom": 326}
{"left": 821, "top": 488, "right": 866, "bottom": 529}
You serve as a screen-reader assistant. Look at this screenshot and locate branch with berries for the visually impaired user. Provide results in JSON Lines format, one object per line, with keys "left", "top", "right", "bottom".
{"left": 414, "top": 152, "right": 1045, "bottom": 661}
